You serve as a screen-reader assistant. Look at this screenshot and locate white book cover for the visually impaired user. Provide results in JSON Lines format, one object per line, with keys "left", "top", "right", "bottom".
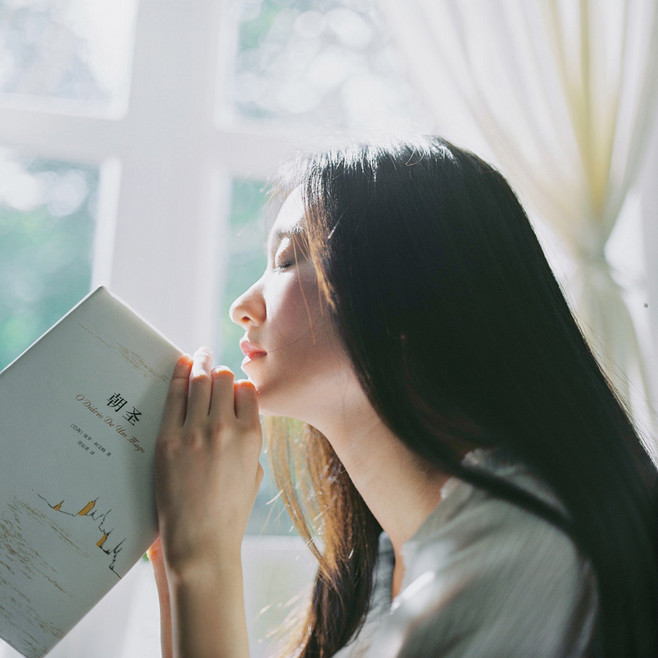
{"left": 0, "top": 287, "right": 182, "bottom": 658}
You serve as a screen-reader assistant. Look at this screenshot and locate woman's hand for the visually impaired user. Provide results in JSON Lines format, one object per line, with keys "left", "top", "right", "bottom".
{"left": 154, "top": 348, "right": 263, "bottom": 573}
{"left": 151, "top": 347, "right": 263, "bottom": 657}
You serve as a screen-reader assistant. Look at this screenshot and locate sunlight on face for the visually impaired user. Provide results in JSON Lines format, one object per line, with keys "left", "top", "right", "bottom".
{"left": 229, "top": 188, "right": 357, "bottom": 423}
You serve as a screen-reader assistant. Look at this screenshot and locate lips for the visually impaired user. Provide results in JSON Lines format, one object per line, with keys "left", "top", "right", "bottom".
{"left": 239, "top": 338, "right": 267, "bottom": 359}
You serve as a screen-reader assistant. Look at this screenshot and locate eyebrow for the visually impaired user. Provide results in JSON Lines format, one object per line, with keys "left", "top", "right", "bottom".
{"left": 274, "top": 225, "right": 305, "bottom": 241}
{"left": 267, "top": 224, "right": 306, "bottom": 252}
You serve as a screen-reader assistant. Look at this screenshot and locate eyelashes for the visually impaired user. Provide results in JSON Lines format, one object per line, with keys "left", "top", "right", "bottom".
{"left": 273, "top": 241, "right": 300, "bottom": 270}
{"left": 275, "top": 259, "right": 294, "bottom": 270}
{"left": 273, "top": 244, "right": 295, "bottom": 270}
{"left": 272, "top": 235, "right": 310, "bottom": 271}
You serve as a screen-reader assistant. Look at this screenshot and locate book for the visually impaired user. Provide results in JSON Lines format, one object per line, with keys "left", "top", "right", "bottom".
{"left": 0, "top": 286, "right": 182, "bottom": 658}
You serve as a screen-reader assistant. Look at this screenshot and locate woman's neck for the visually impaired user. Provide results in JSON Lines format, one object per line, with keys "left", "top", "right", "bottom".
{"left": 310, "top": 396, "right": 450, "bottom": 564}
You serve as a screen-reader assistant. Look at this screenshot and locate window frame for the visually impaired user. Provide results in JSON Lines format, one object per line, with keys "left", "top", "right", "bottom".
{"left": 0, "top": 0, "right": 303, "bottom": 353}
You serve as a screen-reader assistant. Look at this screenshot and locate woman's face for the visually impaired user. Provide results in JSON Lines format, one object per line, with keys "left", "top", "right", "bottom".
{"left": 229, "top": 189, "right": 357, "bottom": 421}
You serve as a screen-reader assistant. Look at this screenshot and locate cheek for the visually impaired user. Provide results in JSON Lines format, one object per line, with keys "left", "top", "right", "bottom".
{"left": 266, "top": 270, "right": 323, "bottom": 341}
{"left": 254, "top": 274, "right": 349, "bottom": 417}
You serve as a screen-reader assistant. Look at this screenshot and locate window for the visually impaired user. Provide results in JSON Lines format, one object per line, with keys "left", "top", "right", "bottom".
{"left": 0, "top": 0, "right": 136, "bottom": 113}
{"left": 0, "top": 152, "right": 98, "bottom": 368}
{"left": 0, "top": 0, "right": 136, "bottom": 371}
{"left": 229, "top": 0, "right": 431, "bottom": 132}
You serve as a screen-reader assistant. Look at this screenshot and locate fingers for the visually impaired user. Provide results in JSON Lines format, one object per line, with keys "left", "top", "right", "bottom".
{"left": 209, "top": 367, "right": 236, "bottom": 424}
{"left": 234, "top": 379, "right": 259, "bottom": 425}
{"left": 165, "top": 347, "right": 259, "bottom": 429}
{"left": 185, "top": 347, "right": 214, "bottom": 423}
{"left": 161, "top": 355, "right": 193, "bottom": 429}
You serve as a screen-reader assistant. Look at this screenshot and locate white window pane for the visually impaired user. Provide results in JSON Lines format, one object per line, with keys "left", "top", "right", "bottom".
{"left": 229, "top": 0, "right": 433, "bottom": 132}
{"left": 0, "top": 149, "right": 99, "bottom": 369}
{"left": 0, "top": 0, "right": 137, "bottom": 114}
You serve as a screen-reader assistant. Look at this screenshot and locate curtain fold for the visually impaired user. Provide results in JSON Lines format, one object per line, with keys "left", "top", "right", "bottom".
{"left": 382, "top": 0, "right": 658, "bottom": 448}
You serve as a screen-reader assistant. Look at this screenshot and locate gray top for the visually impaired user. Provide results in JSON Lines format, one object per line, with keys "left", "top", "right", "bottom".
{"left": 333, "top": 449, "right": 597, "bottom": 657}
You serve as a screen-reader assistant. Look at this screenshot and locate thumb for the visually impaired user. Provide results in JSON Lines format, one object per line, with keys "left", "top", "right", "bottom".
{"left": 147, "top": 535, "right": 164, "bottom": 563}
{"left": 147, "top": 536, "right": 173, "bottom": 658}
{"left": 148, "top": 536, "right": 169, "bottom": 591}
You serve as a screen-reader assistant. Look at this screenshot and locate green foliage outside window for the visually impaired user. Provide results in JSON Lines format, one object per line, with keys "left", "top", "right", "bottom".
{"left": 0, "top": 159, "right": 98, "bottom": 370}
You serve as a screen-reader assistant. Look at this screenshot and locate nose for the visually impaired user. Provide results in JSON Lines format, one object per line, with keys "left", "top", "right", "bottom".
{"left": 229, "top": 279, "right": 266, "bottom": 328}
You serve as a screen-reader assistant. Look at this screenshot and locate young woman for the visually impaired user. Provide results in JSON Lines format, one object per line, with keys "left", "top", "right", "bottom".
{"left": 149, "top": 137, "right": 658, "bottom": 657}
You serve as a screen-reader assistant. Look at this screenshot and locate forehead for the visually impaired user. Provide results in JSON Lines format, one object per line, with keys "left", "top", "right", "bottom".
{"left": 268, "top": 187, "right": 306, "bottom": 249}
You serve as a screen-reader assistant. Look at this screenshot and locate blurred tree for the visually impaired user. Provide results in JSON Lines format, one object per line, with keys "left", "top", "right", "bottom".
{"left": 232, "top": 0, "right": 430, "bottom": 132}
{"left": 0, "top": 157, "right": 98, "bottom": 370}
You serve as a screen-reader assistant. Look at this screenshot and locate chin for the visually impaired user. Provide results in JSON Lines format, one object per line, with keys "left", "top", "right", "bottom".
{"left": 253, "top": 389, "right": 310, "bottom": 423}
{"left": 247, "top": 381, "right": 279, "bottom": 415}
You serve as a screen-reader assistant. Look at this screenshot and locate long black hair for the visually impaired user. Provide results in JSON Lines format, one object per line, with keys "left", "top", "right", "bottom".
{"left": 269, "top": 136, "right": 657, "bottom": 656}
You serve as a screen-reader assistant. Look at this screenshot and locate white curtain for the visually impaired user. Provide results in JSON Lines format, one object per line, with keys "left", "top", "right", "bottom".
{"left": 381, "top": 0, "right": 658, "bottom": 448}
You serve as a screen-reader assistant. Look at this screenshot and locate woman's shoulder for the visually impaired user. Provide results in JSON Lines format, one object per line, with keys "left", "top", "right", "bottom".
{"left": 414, "top": 448, "right": 566, "bottom": 534}
{"left": 369, "top": 449, "right": 598, "bottom": 657}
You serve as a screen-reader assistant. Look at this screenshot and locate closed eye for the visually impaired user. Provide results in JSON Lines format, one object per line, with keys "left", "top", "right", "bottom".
{"left": 273, "top": 238, "right": 298, "bottom": 270}
{"left": 275, "top": 259, "right": 294, "bottom": 270}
